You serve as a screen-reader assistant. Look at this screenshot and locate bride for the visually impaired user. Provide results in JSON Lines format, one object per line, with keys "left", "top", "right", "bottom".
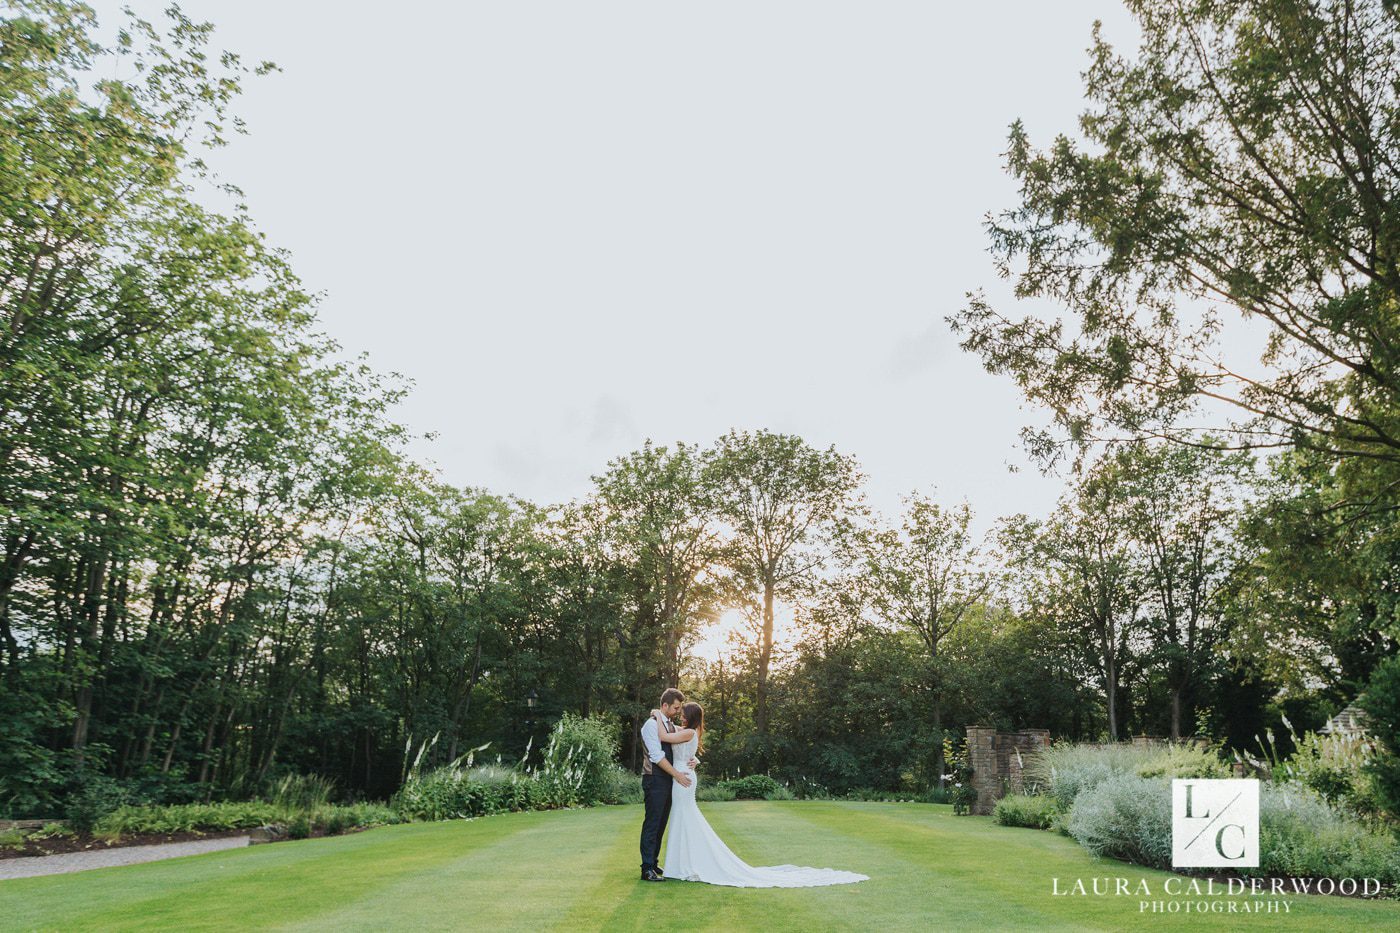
{"left": 650, "top": 703, "right": 868, "bottom": 888}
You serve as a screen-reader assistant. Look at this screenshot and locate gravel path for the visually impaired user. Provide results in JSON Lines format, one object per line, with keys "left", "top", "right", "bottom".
{"left": 0, "top": 835, "right": 250, "bottom": 880}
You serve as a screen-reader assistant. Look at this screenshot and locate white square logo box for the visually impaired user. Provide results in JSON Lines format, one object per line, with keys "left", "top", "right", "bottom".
{"left": 1171, "top": 778, "right": 1260, "bottom": 868}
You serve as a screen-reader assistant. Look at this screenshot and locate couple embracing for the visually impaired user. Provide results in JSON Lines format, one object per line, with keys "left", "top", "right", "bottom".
{"left": 637, "top": 688, "right": 868, "bottom": 888}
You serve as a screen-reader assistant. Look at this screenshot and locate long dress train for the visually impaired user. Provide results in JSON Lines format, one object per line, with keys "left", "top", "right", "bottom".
{"left": 661, "top": 736, "right": 868, "bottom": 888}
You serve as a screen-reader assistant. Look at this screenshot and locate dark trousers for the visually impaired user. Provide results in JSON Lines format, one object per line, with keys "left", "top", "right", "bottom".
{"left": 640, "top": 773, "right": 672, "bottom": 872}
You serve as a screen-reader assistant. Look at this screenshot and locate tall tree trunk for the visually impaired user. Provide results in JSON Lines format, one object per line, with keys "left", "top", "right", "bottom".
{"left": 932, "top": 697, "right": 945, "bottom": 789}
{"left": 71, "top": 542, "right": 108, "bottom": 766}
{"left": 756, "top": 580, "right": 775, "bottom": 742}
{"left": 0, "top": 530, "right": 35, "bottom": 679}
{"left": 1169, "top": 684, "right": 1182, "bottom": 741}
{"left": 1105, "top": 657, "right": 1119, "bottom": 741}
{"left": 446, "top": 631, "right": 484, "bottom": 763}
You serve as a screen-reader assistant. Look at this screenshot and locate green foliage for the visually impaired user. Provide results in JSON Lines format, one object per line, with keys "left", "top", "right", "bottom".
{"left": 327, "top": 802, "right": 401, "bottom": 831}
{"left": 286, "top": 814, "right": 312, "bottom": 840}
{"left": 396, "top": 717, "right": 625, "bottom": 820}
{"left": 91, "top": 799, "right": 399, "bottom": 838}
{"left": 268, "top": 774, "right": 336, "bottom": 813}
{"left": 993, "top": 794, "right": 1060, "bottom": 830}
{"left": 538, "top": 714, "right": 619, "bottom": 808}
{"left": 1360, "top": 656, "right": 1400, "bottom": 821}
{"left": 949, "top": 783, "right": 978, "bottom": 816}
{"left": 1249, "top": 785, "right": 1400, "bottom": 885}
{"left": 704, "top": 429, "right": 865, "bottom": 752}
{"left": 951, "top": 0, "right": 1400, "bottom": 472}
{"left": 1132, "top": 744, "right": 1230, "bottom": 781}
{"left": 394, "top": 764, "right": 548, "bottom": 822}
{"left": 1028, "top": 742, "right": 1226, "bottom": 812}
{"left": 1066, "top": 775, "right": 1174, "bottom": 870}
{"left": 322, "top": 808, "right": 352, "bottom": 835}
{"left": 26, "top": 822, "right": 73, "bottom": 841}
{"left": 0, "top": 688, "right": 64, "bottom": 817}
{"left": 64, "top": 774, "right": 137, "bottom": 833}
{"left": 695, "top": 782, "right": 737, "bottom": 802}
{"left": 1061, "top": 770, "right": 1400, "bottom": 884}
{"left": 787, "top": 778, "right": 831, "bottom": 800}
{"left": 598, "top": 766, "right": 643, "bottom": 806}
{"left": 95, "top": 802, "right": 282, "bottom": 835}
{"left": 1277, "top": 729, "right": 1385, "bottom": 821}
{"left": 717, "top": 774, "right": 784, "bottom": 800}
{"left": 840, "top": 787, "right": 907, "bottom": 802}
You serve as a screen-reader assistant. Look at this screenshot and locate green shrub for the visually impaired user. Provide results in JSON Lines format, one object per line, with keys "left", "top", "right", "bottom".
{"left": 321, "top": 808, "right": 351, "bottom": 835}
{"left": 0, "top": 690, "right": 64, "bottom": 819}
{"left": 1028, "top": 742, "right": 1226, "bottom": 812}
{"left": 64, "top": 774, "right": 136, "bottom": 833}
{"left": 286, "top": 813, "right": 312, "bottom": 840}
{"left": 950, "top": 781, "right": 978, "bottom": 816}
{"left": 95, "top": 801, "right": 281, "bottom": 836}
{"left": 839, "top": 787, "right": 932, "bottom": 802}
{"left": 27, "top": 821, "right": 73, "bottom": 840}
{"left": 269, "top": 774, "right": 336, "bottom": 812}
{"left": 1247, "top": 784, "right": 1400, "bottom": 885}
{"left": 599, "top": 765, "right": 643, "bottom": 805}
{"left": 1133, "top": 744, "right": 1229, "bottom": 780}
{"left": 1276, "top": 730, "right": 1384, "bottom": 820}
{"left": 696, "top": 782, "right": 737, "bottom": 802}
{"left": 1062, "top": 773, "right": 1400, "bottom": 885}
{"left": 94, "top": 797, "right": 399, "bottom": 840}
{"left": 394, "top": 763, "right": 550, "bottom": 821}
{"left": 764, "top": 783, "right": 795, "bottom": 801}
{"left": 789, "top": 778, "right": 831, "bottom": 800}
{"left": 333, "top": 802, "right": 401, "bottom": 829}
{"left": 538, "top": 714, "right": 619, "bottom": 807}
{"left": 1360, "top": 656, "right": 1400, "bottom": 822}
{"left": 993, "top": 794, "right": 1060, "bottom": 829}
{"left": 1066, "top": 774, "right": 1174, "bottom": 869}
{"left": 719, "top": 774, "right": 783, "bottom": 800}
{"left": 842, "top": 787, "right": 895, "bottom": 802}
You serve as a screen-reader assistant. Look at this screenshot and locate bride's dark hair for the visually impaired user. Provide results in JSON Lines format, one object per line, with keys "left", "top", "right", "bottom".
{"left": 682, "top": 702, "right": 704, "bottom": 754}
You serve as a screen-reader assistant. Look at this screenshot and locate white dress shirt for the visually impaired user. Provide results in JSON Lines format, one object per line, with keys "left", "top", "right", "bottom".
{"left": 640, "top": 716, "right": 667, "bottom": 764}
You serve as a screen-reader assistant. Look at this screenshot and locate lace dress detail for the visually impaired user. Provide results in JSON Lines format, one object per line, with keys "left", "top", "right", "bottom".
{"left": 661, "top": 735, "right": 868, "bottom": 888}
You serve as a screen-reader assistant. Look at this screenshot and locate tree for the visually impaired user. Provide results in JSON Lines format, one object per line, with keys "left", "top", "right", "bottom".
{"left": 704, "top": 431, "right": 863, "bottom": 749}
{"left": 1111, "top": 442, "right": 1247, "bottom": 738}
{"left": 1003, "top": 468, "right": 1145, "bottom": 741}
{"left": 950, "top": 0, "right": 1400, "bottom": 470}
{"left": 1229, "top": 447, "right": 1400, "bottom": 698}
{"left": 859, "top": 494, "right": 992, "bottom": 785}
{"left": 586, "top": 441, "right": 720, "bottom": 766}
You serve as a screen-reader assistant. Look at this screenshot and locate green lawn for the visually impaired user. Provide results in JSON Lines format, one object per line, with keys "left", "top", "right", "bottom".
{"left": 0, "top": 802, "right": 1395, "bottom": 931}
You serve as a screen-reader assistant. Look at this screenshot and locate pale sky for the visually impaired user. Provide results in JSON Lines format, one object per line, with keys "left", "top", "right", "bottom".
{"left": 103, "top": 1, "right": 1141, "bottom": 534}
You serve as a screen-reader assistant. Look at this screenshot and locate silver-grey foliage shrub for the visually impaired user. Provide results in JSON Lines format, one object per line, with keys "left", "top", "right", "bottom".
{"left": 1065, "top": 774, "right": 1174, "bottom": 869}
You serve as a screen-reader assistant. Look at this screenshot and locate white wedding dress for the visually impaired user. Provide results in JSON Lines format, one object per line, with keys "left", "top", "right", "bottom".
{"left": 661, "top": 735, "right": 868, "bottom": 887}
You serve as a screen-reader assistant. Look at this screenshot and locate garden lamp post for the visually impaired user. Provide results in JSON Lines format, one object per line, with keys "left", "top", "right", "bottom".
{"left": 525, "top": 688, "right": 539, "bottom": 762}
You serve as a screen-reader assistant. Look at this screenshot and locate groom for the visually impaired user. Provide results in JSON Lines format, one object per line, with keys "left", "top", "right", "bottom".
{"left": 639, "top": 687, "right": 696, "bottom": 881}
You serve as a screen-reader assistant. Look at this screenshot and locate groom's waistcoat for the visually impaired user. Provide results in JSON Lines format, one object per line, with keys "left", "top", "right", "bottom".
{"left": 640, "top": 718, "right": 675, "bottom": 777}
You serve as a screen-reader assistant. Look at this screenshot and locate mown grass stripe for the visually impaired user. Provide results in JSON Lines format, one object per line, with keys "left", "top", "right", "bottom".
{"left": 1, "top": 816, "right": 535, "bottom": 932}
{"left": 1, "top": 802, "right": 1395, "bottom": 932}
{"left": 784, "top": 801, "right": 1400, "bottom": 931}
{"left": 283, "top": 807, "right": 639, "bottom": 932}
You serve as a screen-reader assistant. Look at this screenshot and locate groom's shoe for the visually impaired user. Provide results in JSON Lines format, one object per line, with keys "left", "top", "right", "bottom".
{"left": 642, "top": 869, "right": 666, "bottom": 882}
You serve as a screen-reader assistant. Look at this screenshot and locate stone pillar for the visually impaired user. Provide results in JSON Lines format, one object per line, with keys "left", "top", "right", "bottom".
{"left": 966, "top": 725, "right": 997, "bottom": 815}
